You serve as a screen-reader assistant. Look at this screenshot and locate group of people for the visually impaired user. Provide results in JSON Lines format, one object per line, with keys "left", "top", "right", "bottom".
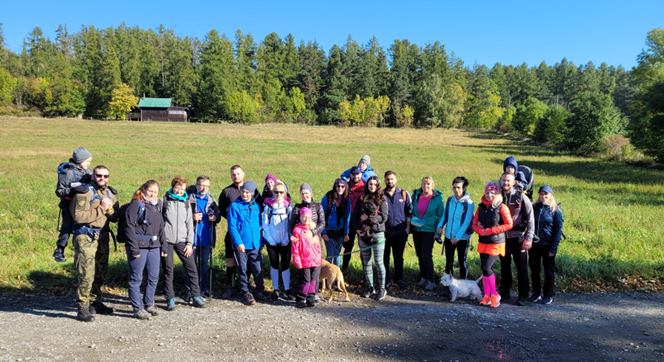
{"left": 54, "top": 150, "right": 563, "bottom": 322}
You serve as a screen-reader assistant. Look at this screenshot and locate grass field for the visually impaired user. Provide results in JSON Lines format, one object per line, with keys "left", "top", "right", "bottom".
{"left": 1, "top": 117, "right": 663, "bottom": 296}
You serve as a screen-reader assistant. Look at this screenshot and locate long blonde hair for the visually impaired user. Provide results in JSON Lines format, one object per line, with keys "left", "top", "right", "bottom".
{"left": 538, "top": 194, "right": 558, "bottom": 213}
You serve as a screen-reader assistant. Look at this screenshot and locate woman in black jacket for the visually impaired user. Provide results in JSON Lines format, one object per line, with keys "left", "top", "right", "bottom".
{"left": 125, "top": 180, "right": 166, "bottom": 320}
{"left": 353, "top": 176, "right": 389, "bottom": 301}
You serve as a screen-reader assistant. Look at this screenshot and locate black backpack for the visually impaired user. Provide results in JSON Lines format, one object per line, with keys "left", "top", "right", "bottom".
{"left": 518, "top": 165, "right": 534, "bottom": 201}
{"left": 116, "top": 200, "right": 161, "bottom": 243}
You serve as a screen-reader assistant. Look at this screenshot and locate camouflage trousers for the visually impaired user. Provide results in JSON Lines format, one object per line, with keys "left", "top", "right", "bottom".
{"left": 73, "top": 233, "right": 110, "bottom": 309}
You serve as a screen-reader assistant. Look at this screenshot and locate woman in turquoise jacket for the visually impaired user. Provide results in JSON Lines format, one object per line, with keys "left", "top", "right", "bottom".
{"left": 436, "top": 176, "right": 474, "bottom": 280}
{"left": 410, "top": 176, "right": 445, "bottom": 291}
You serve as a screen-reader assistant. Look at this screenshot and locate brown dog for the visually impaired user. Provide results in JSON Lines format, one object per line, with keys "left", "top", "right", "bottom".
{"left": 319, "top": 259, "right": 350, "bottom": 302}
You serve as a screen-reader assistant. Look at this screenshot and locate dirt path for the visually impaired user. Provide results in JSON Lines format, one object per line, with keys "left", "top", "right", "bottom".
{"left": 0, "top": 292, "right": 663, "bottom": 362}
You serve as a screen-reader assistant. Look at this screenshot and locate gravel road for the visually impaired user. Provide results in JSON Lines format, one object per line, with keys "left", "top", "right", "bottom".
{"left": 0, "top": 291, "right": 663, "bottom": 361}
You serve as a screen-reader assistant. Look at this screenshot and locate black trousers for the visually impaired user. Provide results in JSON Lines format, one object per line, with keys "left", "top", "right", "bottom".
{"left": 57, "top": 205, "right": 73, "bottom": 249}
{"left": 529, "top": 244, "right": 556, "bottom": 298}
{"left": 297, "top": 266, "right": 321, "bottom": 304}
{"left": 266, "top": 243, "right": 291, "bottom": 271}
{"left": 500, "top": 237, "right": 529, "bottom": 298}
{"left": 342, "top": 229, "right": 361, "bottom": 270}
{"left": 161, "top": 242, "right": 200, "bottom": 300}
{"left": 443, "top": 238, "right": 469, "bottom": 279}
{"left": 383, "top": 230, "right": 408, "bottom": 282}
{"left": 413, "top": 231, "right": 436, "bottom": 282}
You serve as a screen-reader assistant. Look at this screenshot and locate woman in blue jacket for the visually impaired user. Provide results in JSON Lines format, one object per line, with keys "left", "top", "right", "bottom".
{"left": 528, "top": 185, "right": 563, "bottom": 305}
{"left": 321, "top": 178, "right": 351, "bottom": 268}
{"left": 436, "top": 177, "right": 474, "bottom": 280}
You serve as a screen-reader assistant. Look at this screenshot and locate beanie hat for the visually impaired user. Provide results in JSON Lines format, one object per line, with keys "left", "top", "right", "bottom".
{"left": 300, "top": 183, "right": 313, "bottom": 194}
{"left": 265, "top": 173, "right": 278, "bottom": 184}
{"left": 359, "top": 155, "right": 371, "bottom": 167}
{"left": 300, "top": 207, "right": 312, "bottom": 217}
{"left": 241, "top": 181, "right": 257, "bottom": 196}
{"left": 485, "top": 183, "right": 499, "bottom": 193}
{"left": 72, "top": 147, "right": 93, "bottom": 164}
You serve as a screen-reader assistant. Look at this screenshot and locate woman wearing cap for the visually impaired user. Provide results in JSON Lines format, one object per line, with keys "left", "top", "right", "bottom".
{"left": 410, "top": 176, "right": 445, "bottom": 291}
{"left": 321, "top": 178, "right": 351, "bottom": 268}
{"left": 472, "top": 181, "right": 513, "bottom": 308}
{"left": 353, "top": 176, "right": 389, "bottom": 300}
{"left": 228, "top": 180, "right": 266, "bottom": 306}
{"left": 291, "top": 207, "right": 322, "bottom": 308}
{"left": 262, "top": 181, "right": 294, "bottom": 300}
{"left": 528, "top": 185, "right": 563, "bottom": 305}
{"left": 125, "top": 180, "right": 167, "bottom": 319}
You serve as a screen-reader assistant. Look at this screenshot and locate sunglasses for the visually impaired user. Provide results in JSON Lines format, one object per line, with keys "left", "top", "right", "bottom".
{"left": 95, "top": 174, "right": 109, "bottom": 179}
{"left": 273, "top": 191, "right": 285, "bottom": 195}
{"left": 336, "top": 185, "right": 346, "bottom": 188}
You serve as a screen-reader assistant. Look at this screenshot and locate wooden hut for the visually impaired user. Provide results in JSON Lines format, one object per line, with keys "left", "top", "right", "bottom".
{"left": 136, "top": 98, "right": 188, "bottom": 122}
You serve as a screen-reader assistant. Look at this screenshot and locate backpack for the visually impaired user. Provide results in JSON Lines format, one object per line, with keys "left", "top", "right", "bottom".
{"left": 56, "top": 162, "right": 79, "bottom": 201}
{"left": 518, "top": 165, "right": 534, "bottom": 201}
{"left": 442, "top": 196, "right": 474, "bottom": 237}
{"left": 116, "top": 200, "right": 161, "bottom": 243}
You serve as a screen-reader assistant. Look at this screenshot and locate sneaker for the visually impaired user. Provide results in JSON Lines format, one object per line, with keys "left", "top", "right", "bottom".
{"left": 490, "top": 294, "right": 501, "bottom": 308}
{"left": 515, "top": 297, "right": 527, "bottom": 306}
{"left": 295, "top": 300, "right": 307, "bottom": 308}
{"left": 541, "top": 296, "right": 553, "bottom": 305}
{"left": 527, "top": 293, "right": 542, "bottom": 303}
{"left": 166, "top": 298, "right": 176, "bottom": 311}
{"left": 424, "top": 281, "right": 436, "bottom": 291}
{"left": 244, "top": 293, "right": 256, "bottom": 306}
{"left": 416, "top": 277, "right": 427, "bottom": 287}
{"left": 479, "top": 296, "right": 492, "bottom": 306}
{"left": 361, "top": 287, "right": 375, "bottom": 298}
{"left": 221, "top": 286, "right": 235, "bottom": 300}
{"left": 90, "top": 302, "right": 115, "bottom": 315}
{"left": 53, "top": 247, "right": 66, "bottom": 263}
{"left": 134, "top": 309, "right": 151, "bottom": 320}
{"left": 192, "top": 296, "right": 206, "bottom": 308}
{"left": 373, "top": 288, "right": 387, "bottom": 301}
{"left": 281, "top": 290, "right": 294, "bottom": 301}
{"left": 396, "top": 280, "right": 408, "bottom": 291}
{"left": 77, "top": 308, "right": 95, "bottom": 322}
{"left": 145, "top": 305, "right": 160, "bottom": 316}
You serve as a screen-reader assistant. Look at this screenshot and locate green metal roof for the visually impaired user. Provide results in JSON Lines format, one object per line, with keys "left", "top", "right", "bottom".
{"left": 138, "top": 98, "right": 172, "bottom": 108}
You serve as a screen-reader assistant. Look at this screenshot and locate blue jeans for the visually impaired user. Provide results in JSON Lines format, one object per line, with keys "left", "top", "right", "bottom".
{"left": 127, "top": 246, "right": 160, "bottom": 312}
{"left": 186, "top": 245, "right": 211, "bottom": 294}
{"left": 324, "top": 235, "right": 344, "bottom": 268}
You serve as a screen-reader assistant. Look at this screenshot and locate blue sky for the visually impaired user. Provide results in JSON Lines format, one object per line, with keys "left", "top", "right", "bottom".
{"left": 2, "top": 0, "right": 662, "bottom": 69}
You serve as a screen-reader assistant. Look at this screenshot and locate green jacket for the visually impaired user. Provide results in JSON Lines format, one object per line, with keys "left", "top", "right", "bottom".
{"left": 410, "top": 188, "right": 445, "bottom": 233}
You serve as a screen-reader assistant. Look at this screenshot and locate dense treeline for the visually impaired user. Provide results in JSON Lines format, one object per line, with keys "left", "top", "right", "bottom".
{"left": 0, "top": 23, "right": 662, "bottom": 160}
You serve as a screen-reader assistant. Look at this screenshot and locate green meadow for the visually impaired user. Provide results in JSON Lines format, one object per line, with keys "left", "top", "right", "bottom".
{"left": 1, "top": 117, "right": 662, "bottom": 295}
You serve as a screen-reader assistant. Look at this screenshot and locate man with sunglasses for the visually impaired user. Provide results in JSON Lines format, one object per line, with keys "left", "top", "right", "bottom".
{"left": 69, "top": 165, "right": 119, "bottom": 322}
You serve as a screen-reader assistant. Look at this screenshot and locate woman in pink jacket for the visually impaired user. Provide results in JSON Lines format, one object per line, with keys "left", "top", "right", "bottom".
{"left": 291, "top": 207, "right": 322, "bottom": 308}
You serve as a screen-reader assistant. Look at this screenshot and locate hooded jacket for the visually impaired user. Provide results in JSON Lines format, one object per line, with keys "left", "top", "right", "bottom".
{"left": 262, "top": 198, "right": 293, "bottom": 246}
{"left": 437, "top": 193, "right": 475, "bottom": 241}
{"left": 340, "top": 155, "right": 378, "bottom": 182}
{"left": 291, "top": 223, "right": 322, "bottom": 269}
{"left": 228, "top": 197, "right": 262, "bottom": 250}
{"left": 56, "top": 160, "right": 93, "bottom": 206}
{"left": 161, "top": 190, "right": 194, "bottom": 246}
{"left": 410, "top": 188, "right": 445, "bottom": 233}
{"left": 533, "top": 202, "right": 563, "bottom": 254}
{"left": 503, "top": 157, "right": 518, "bottom": 174}
{"left": 503, "top": 187, "right": 535, "bottom": 241}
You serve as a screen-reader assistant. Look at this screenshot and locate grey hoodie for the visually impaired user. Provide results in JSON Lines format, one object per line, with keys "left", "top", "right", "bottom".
{"left": 503, "top": 187, "right": 535, "bottom": 242}
{"left": 161, "top": 193, "right": 194, "bottom": 245}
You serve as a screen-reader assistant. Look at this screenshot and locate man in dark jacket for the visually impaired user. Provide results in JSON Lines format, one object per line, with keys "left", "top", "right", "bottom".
{"left": 54, "top": 147, "right": 93, "bottom": 262}
{"left": 218, "top": 165, "right": 262, "bottom": 299}
{"left": 383, "top": 171, "right": 412, "bottom": 290}
{"left": 69, "top": 165, "right": 118, "bottom": 322}
{"left": 499, "top": 172, "right": 535, "bottom": 306}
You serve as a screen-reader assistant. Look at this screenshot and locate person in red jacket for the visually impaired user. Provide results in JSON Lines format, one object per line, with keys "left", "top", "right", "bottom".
{"left": 342, "top": 166, "right": 365, "bottom": 271}
{"left": 472, "top": 182, "right": 513, "bottom": 308}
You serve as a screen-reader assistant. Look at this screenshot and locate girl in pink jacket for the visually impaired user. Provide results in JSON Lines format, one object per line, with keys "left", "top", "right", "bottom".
{"left": 291, "top": 207, "right": 322, "bottom": 308}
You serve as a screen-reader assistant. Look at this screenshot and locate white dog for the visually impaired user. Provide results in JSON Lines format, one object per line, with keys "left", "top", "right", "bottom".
{"left": 440, "top": 273, "right": 483, "bottom": 302}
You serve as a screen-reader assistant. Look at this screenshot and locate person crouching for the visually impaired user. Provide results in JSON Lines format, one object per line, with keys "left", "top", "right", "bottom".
{"left": 291, "top": 207, "right": 322, "bottom": 308}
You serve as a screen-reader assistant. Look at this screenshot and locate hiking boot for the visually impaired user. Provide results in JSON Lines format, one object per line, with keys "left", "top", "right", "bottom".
{"left": 416, "top": 277, "right": 427, "bottom": 287}
{"left": 201, "top": 291, "right": 212, "bottom": 299}
{"left": 527, "top": 293, "right": 542, "bottom": 303}
{"left": 254, "top": 291, "right": 268, "bottom": 302}
{"left": 499, "top": 291, "right": 511, "bottom": 301}
{"left": 515, "top": 297, "right": 527, "bottom": 306}
{"left": 77, "top": 308, "right": 95, "bottom": 322}
{"left": 166, "top": 298, "right": 177, "bottom": 311}
{"left": 53, "top": 247, "right": 66, "bottom": 263}
{"left": 271, "top": 291, "right": 280, "bottom": 302}
{"left": 541, "top": 296, "right": 553, "bottom": 305}
{"left": 373, "top": 288, "right": 387, "bottom": 301}
{"left": 145, "top": 305, "right": 160, "bottom": 316}
{"left": 361, "top": 287, "right": 375, "bottom": 298}
{"left": 244, "top": 293, "right": 256, "bottom": 306}
{"left": 90, "top": 302, "right": 115, "bottom": 315}
{"left": 280, "top": 290, "right": 294, "bottom": 301}
{"left": 134, "top": 309, "right": 150, "bottom": 320}
{"left": 192, "top": 296, "right": 206, "bottom": 308}
{"left": 295, "top": 300, "right": 307, "bottom": 308}
{"left": 306, "top": 299, "right": 315, "bottom": 308}
{"left": 221, "top": 286, "right": 235, "bottom": 300}
{"left": 396, "top": 280, "right": 408, "bottom": 291}
{"left": 183, "top": 291, "right": 192, "bottom": 303}
{"left": 424, "top": 281, "right": 436, "bottom": 291}
{"left": 490, "top": 294, "right": 501, "bottom": 308}
{"left": 479, "top": 296, "right": 491, "bottom": 306}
